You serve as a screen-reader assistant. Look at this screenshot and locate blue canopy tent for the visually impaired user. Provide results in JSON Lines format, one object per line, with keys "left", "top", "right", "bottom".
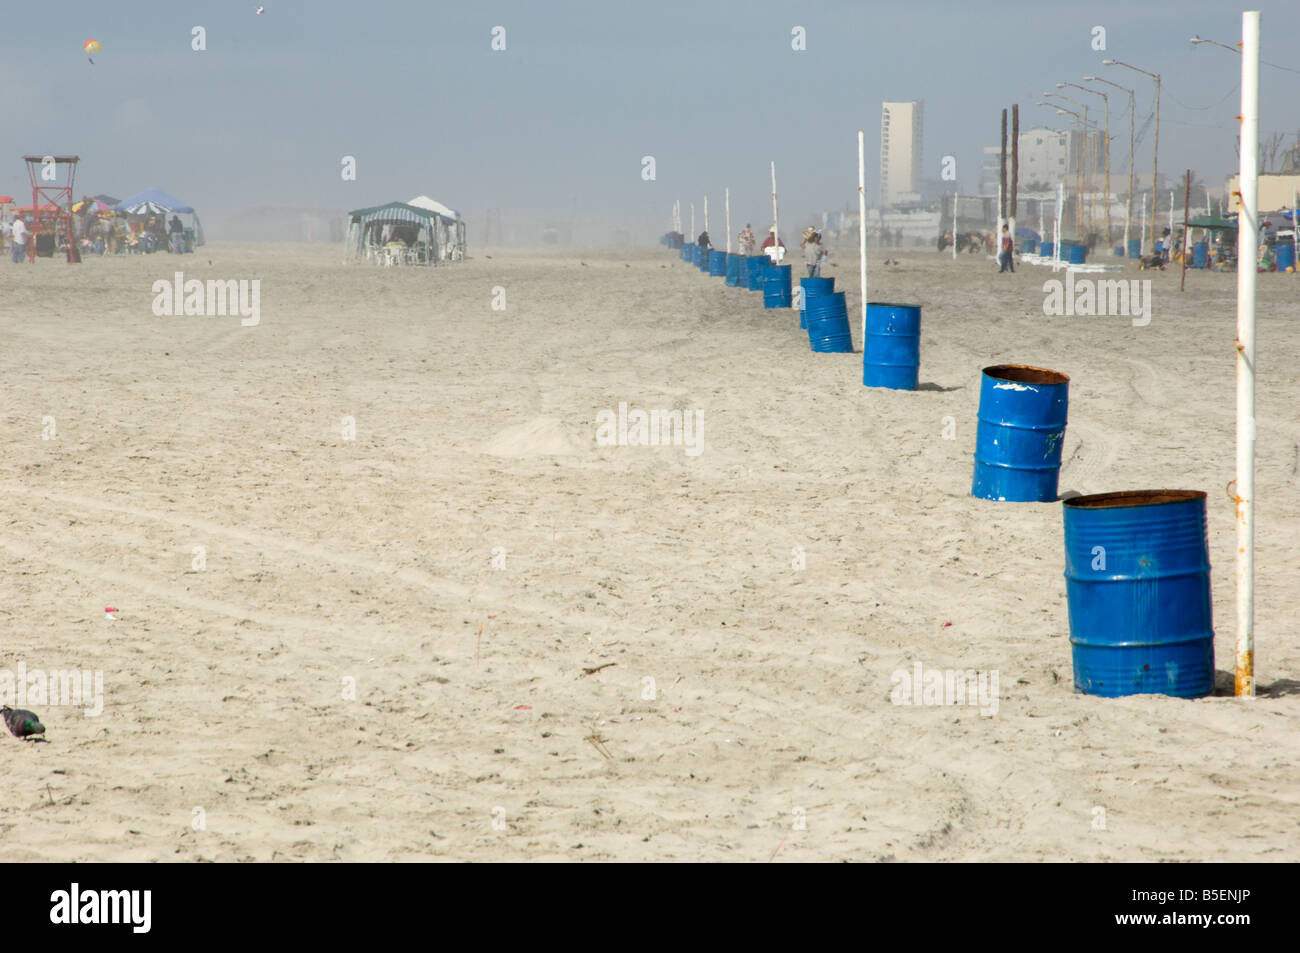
{"left": 114, "top": 188, "right": 205, "bottom": 246}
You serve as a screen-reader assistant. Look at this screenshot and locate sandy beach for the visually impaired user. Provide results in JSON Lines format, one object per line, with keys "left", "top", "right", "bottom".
{"left": 1, "top": 242, "right": 1296, "bottom": 862}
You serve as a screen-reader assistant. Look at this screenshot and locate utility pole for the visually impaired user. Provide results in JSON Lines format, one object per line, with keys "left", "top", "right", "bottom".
{"left": 1011, "top": 104, "right": 1019, "bottom": 246}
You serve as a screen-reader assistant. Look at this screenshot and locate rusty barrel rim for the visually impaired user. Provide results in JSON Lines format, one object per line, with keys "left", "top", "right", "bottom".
{"left": 982, "top": 364, "right": 1071, "bottom": 386}
{"left": 1064, "top": 489, "right": 1206, "bottom": 510}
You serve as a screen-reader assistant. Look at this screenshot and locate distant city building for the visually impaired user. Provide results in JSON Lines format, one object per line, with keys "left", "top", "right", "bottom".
{"left": 979, "top": 127, "right": 1106, "bottom": 196}
{"left": 880, "top": 101, "right": 923, "bottom": 207}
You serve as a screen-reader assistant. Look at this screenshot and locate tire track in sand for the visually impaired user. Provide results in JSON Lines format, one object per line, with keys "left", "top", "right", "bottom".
{"left": 4, "top": 485, "right": 598, "bottom": 634}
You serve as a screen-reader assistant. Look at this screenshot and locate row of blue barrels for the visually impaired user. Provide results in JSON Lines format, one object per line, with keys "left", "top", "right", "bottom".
{"left": 1110, "top": 240, "right": 1142, "bottom": 258}
{"left": 675, "top": 244, "right": 920, "bottom": 389}
{"left": 670, "top": 241, "right": 1208, "bottom": 699}
{"left": 1185, "top": 241, "right": 1296, "bottom": 271}
{"left": 968, "top": 363, "right": 1213, "bottom": 698}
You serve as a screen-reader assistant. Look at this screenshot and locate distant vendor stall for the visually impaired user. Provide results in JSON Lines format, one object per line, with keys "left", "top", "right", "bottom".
{"left": 407, "top": 195, "right": 466, "bottom": 261}
{"left": 1185, "top": 214, "right": 1238, "bottom": 270}
{"left": 113, "top": 188, "right": 205, "bottom": 253}
{"left": 343, "top": 200, "right": 465, "bottom": 266}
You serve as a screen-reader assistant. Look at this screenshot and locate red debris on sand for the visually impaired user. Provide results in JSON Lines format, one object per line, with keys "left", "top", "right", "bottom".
{"left": 513, "top": 705, "right": 532, "bottom": 710}
{"left": 942, "top": 621, "right": 952, "bottom": 628}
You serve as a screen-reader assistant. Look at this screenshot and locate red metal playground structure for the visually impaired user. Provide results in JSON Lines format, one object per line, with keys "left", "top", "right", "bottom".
{"left": 23, "top": 154, "right": 81, "bottom": 263}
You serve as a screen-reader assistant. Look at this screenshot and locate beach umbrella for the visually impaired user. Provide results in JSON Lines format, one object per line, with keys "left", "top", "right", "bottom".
{"left": 72, "top": 198, "right": 112, "bottom": 213}
{"left": 1015, "top": 225, "right": 1040, "bottom": 242}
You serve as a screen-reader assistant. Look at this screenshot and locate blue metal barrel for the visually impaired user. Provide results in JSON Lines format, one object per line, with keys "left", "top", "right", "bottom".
{"left": 1193, "top": 241, "right": 1208, "bottom": 269}
{"left": 1113, "top": 245, "right": 1124, "bottom": 257}
{"left": 1063, "top": 489, "right": 1214, "bottom": 698}
{"left": 863, "top": 302, "right": 920, "bottom": 390}
{"left": 763, "top": 264, "right": 792, "bottom": 308}
{"left": 1127, "top": 238, "right": 1141, "bottom": 259}
{"left": 680, "top": 243, "right": 692, "bottom": 262}
{"left": 692, "top": 244, "right": 702, "bottom": 266}
{"left": 698, "top": 247, "right": 711, "bottom": 272}
{"left": 971, "top": 364, "right": 1069, "bottom": 502}
{"left": 805, "top": 292, "right": 852, "bottom": 352}
{"left": 1040, "top": 241, "right": 1053, "bottom": 257}
{"left": 1021, "top": 239, "right": 1037, "bottom": 254}
{"left": 799, "top": 277, "right": 834, "bottom": 330}
{"left": 1276, "top": 242, "right": 1296, "bottom": 272}
{"left": 709, "top": 250, "right": 727, "bottom": 276}
{"left": 1060, "top": 243, "right": 1086, "bottom": 264}
{"left": 747, "top": 255, "right": 768, "bottom": 291}
{"left": 737, "top": 254, "right": 750, "bottom": 286}
{"left": 725, "top": 252, "right": 741, "bottom": 285}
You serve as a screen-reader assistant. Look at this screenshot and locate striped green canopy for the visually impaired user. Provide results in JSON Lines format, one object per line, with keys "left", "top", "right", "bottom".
{"left": 347, "top": 202, "right": 450, "bottom": 227}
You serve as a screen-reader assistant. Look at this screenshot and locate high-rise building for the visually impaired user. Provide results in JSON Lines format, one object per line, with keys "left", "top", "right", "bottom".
{"left": 979, "top": 127, "right": 1107, "bottom": 195}
{"left": 880, "top": 101, "right": 924, "bottom": 207}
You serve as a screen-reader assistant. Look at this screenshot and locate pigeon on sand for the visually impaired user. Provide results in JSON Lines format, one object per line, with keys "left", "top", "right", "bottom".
{"left": 2, "top": 706, "right": 45, "bottom": 741}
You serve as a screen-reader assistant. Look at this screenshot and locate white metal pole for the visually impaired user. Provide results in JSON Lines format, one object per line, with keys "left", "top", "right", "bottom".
{"left": 1206, "top": 188, "right": 1212, "bottom": 218}
{"left": 1055, "top": 182, "right": 1064, "bottom": 268}
{"left": 1169, "top": 190, "right": 1175, "bottom": 255}
{"left": 690, "top": 203, "right": 695, "bottom": 239}
{"left": 1236, "top": 10, "right": 1260, "bottom": 698}
{"left": 1123, "top": 193, "right": 1131, "bottom": 255}
{"left": 1039, "top": 196, "right": 1045, "bottom": 252}
{"left": 858, "top": 131, "right": 868, "bottom": 347}
{"left": 1292, "top": 185, "right": 1298, "bottom": 271}
{"left": 952, "top": 192, "right": 958, "bottom": 261}
{"left": 771, "top": 161, "right": 780, "bottom": 261}
{"left": 1140, "top": 194, "right": 1147, "bottom": 257}
{"left": 725, "top": 187, "right": 731, "bottom": 254}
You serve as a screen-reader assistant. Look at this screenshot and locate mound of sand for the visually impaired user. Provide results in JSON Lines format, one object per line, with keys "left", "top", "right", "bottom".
{"left": 481, "top": 416, "right": 584, "bottom": 457}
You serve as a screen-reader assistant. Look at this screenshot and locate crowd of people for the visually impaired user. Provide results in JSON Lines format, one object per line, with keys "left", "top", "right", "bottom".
{"left": 694, "top": 221, "right": 828, "bottom": 277}
{"left": 5, "top": 197, "right": 191, "bottom": 262}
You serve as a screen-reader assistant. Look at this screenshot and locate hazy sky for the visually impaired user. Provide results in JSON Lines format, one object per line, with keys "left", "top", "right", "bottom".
{"left": 4, "top": 1, "right": 1295, "bottom": 241}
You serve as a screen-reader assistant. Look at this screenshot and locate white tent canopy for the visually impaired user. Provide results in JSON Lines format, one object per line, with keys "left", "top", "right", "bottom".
{"left": 407, "top": 195, "right": 460, "bottom": 220}
{"left": 407, "top": 195, "right": 466, "bottom": 260}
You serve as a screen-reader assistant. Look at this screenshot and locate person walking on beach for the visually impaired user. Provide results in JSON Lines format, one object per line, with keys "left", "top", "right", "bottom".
{"left": 998, "top": 223, "right": 1015, "bottom": 273}
{"left": 801, "top": 226, "right": 822, "bottom": 278}
{"left": 169, "top": 214, "right": 186, "bottom": 254}
{"left": 738, "top": 224, "right": 756, "bottom": 256}
{"left": 10, "top": 214, "right": 28, "bottom": 264}
{"left": 697, "top": 229, "right": 711, "bottom": 249}
{"left": 761, "top": 225, "right": 785, "bottom": 260}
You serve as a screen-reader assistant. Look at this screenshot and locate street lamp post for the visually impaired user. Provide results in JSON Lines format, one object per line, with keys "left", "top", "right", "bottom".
{"left": 1062, "top": 81, "right": 1111, "bottom": 247}
{"left": 1103, "top": 59, "right": 1161, "bottom": 256}
{"left": 1190, "top": 35, "right": 1241, "bottom": 53}
{"left": 1042, "top": 101, "right": 1090, "bottom": 236}
{"left": 1086, "top": 74, "right": 1134, "bottom": 256}
{"left": 1046, "top": 91, "right": 1091, "bottom": 235}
